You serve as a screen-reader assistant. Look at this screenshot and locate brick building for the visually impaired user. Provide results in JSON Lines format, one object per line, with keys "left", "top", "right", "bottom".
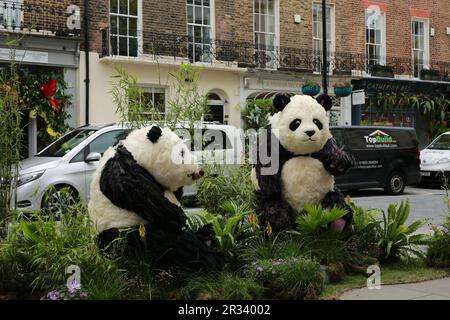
{"left": 1, "top": 1, "right": 449, "bottom": 151}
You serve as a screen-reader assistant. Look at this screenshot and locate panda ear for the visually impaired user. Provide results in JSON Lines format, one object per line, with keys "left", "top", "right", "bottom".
{"left": 273, "top": 94, "right": 291, "bottom": 112}
{"left": 147, "top": 126, "right": 162, "bottom": 143}
{"left": 316, "top": 94, "right": 332, "bottom": 111}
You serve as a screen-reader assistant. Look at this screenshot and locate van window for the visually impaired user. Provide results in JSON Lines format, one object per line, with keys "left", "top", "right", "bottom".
{"left": 88, "top": 130, "right": 129, "bottom": 155}
{"left": 330, "top": 129, "right": 345, "bottom": 148}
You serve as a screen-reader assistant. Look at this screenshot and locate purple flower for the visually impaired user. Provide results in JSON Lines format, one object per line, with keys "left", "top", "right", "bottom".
{"left": 255, "top": 266, "right": 263, "bottom": 273}
{"left": 68, "top": 279, "right": 81, "bottom": 291}
{"left": 68, "top": 287, "right": 77, "bottom": 294}
{"left": 47, "top": 291, "right": 60, "bottom": 301}
{"left": 80, "top": 292, "right": 89, "bottom": 298}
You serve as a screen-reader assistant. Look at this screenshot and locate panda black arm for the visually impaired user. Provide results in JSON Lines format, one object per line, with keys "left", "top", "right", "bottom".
{"left": 99, "top": 145, "right": 187, "bottom": 233}
{"left": 174, "top": 187, "right": 184, "bottom": 202}
{"left": 312, "top": 138, "right": 355, "bottom": 176}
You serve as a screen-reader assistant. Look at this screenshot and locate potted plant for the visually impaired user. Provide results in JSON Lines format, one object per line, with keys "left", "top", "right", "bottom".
{"left": 302, "top": 81, "right": 321, "bottom": 96}
{"left": 333, "top": 81, "right": 353, "bottom": 97}
{"left": 420, "top": 69, "right": 441, "bottom": 81}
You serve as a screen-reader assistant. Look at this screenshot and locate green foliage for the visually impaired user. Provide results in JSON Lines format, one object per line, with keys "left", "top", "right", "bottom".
{"left": 0, "top": 203, "right": 128, "bottom": 299}
{"left": 181, "top": 272, "right": 264, "bottom": 300}
{"left": 196, "top": 163, "right": 256, "bottom": 214}
{"left": 190, "top": 201, "right": 260, "bottom": 258}
{"left": 296, "top": 205, "right": 348, "bottom": 235}
{"left": 427, "top": 226, "right": 450, "bottom": 268}
{"left": 243, "top": 257, "right": 324, "bottom": 299}
{"left": 111, "top": 66, "right": 163, "bottom": 130}
{"left": 375, "top": 200, "right": 429, "bottom": 261}
{"left": 0, "top": 46, "right": 23, "bottom": 237}
{"left": 348, "top": 205, "right": 382, "bottom": 259}
{"left": 242, "top": 99, "right": 275, "bottom": 129}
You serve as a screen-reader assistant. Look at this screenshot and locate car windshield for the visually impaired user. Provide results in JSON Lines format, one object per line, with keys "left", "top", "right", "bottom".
{"left": 428, "top": 134, "right": 450, "bottom": 150}
{"left": 37, "top": 129, "right": 97, "bottom": 157}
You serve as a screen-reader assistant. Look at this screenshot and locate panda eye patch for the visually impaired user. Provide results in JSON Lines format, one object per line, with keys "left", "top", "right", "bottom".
{"left": 289, "top": 119, "right": 302, "bottom": 131}
{"left": 313, "top": 119, "right": 323, "bottom": 130}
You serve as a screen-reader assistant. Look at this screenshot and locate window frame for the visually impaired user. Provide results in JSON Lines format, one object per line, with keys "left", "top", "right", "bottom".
{"left": 139, "top": 85, "right": 167, "bottom": 119}
{"left": 411, "top": 17, "right": 430, "bottom": 79}
{"left": 365, "top": 8, "right": 386, "bottom": 69}
{"left": 312, "top": 2, "right": 335, "bottom": 74}
{"left": 109, "top": 0, "right": 142, "bottom": 57}
{"left": 253, "top": 0, "right": 280, "bottom": 69}
{"left": 186, "top": 0, "right": 215, "bottom": 63}
{"left": 0, "top": 0, "right": 23, "bottom": 29}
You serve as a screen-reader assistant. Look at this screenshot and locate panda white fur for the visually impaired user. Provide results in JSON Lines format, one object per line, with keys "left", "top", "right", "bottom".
{"left": 253, "top": 94, "right": 355, "bottom": 233}
{"left": 89, "top": 126, "right": 200, "bottom": 234}
{"left": 270, "top": 95, "right": 334, "bottom": 211}
{"left": 88, "top": 125, "right": 225, "bottom": 270}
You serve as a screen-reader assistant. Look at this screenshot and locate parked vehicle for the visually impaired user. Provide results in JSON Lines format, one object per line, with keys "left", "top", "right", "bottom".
{"left": 331, "top": 126, "right": 421, "bottom": 195}
{"left": 420, "top": 132, "right": 450, "bottom": 186}
{"left": 16, "top": 122, "right": 243, "bottom": 212}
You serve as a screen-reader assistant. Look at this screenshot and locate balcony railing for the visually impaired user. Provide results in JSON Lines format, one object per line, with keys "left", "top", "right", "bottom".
{"left": 0, "top": 1, "right": 80, "bottom": 37}
{"left": 101, "top": 30, "right": 450, "bottom": 81}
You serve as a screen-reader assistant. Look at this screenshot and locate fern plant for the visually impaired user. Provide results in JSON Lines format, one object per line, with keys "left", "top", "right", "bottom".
{"left": 376, "top": 200, "right": 429, "bottom": 261}
{"left": 296, "top": 205, "right": 348, "bottom": 235}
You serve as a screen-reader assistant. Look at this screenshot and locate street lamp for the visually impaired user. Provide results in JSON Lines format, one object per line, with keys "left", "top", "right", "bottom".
{"left": 322, "top": 0, "right": 328, "bottom": 94}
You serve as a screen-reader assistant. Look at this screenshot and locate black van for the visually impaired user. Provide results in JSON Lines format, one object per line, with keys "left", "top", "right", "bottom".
{"left": 331, "top": 126, "right": 421, "bottom": 195}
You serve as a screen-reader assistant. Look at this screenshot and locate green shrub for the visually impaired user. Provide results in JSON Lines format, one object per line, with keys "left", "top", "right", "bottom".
{"left": 242, "top": 99, "right": 275, "bottom": 129}
{"left": 0, "top": 204, "right": 128, "bottom": 299}
{"left": 427, "top": 226, "right": 450, "bottom": 268}
{"left": 243, "top": 257, "right": 324, "bottom": 299}
{"left": 181, "top": 272, "right": 264, "bottom": 300}
{"left": 296, "top": 205, "right": 348, "bottom": 235}
{"left": 196, "top": 163, "right": 256, "bottom": 214}
{"left": 375, "top": 200, "right": 429, "bottom": 261}
{"left": 348, "top": 205, "right": 382, "bottom": 259}
{"left": 188, "top": 200, "right": 261, "bottom": 259}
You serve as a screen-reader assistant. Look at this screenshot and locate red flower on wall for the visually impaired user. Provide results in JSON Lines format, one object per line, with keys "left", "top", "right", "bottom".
{"left": 40, "top": 79, "right": 61, "bottom": 112}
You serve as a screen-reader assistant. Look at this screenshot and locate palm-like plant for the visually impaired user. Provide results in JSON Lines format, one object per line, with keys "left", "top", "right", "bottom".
{"left": 296, "top": 205, "right": 348, "bottom": 235}
{"left": 376, "top": 200, "right": 429, "bottom": 261}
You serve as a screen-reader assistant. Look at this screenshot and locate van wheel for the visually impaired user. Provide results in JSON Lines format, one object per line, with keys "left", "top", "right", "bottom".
{"left": 385, "top": 172, "right": 406, "bottom": 195}
{"left": 41, "top": 185, "right": 79, "bottom": 218}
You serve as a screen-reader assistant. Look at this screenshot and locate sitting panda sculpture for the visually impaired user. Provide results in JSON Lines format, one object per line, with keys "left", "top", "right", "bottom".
{"left": 88, "top": 125, "right": 225, "bottom": 270}
{"left": 253, "top": 94, "right": 355, "bottom": 234}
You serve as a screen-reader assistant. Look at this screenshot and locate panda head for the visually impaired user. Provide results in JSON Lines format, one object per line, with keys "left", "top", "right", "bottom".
{"left": 122, "top": 125, "right": 203, "bottom": 191}
{"left": 269, "top": 94, "right": 332, "bottom": 155}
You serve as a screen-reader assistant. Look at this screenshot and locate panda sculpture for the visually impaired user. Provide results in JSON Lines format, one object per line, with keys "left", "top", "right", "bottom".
{"left": 253, "top": 94, "right": 355, "bottom": 234}
{"left": 88, "top": 125, "right": 225, "bottom": 270}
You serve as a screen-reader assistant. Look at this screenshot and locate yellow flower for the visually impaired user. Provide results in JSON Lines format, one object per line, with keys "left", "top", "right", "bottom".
{"left": 265, "top": 223, "right": 273, "bottom": 236}
{"left": 345, "top": 194, "right": 352, "bottom": 205}
{"left": 46, "top": 125, "right": 60, "bottom": 138}
{"left": 139, "top": 223, "right": 146, "bottom": 240}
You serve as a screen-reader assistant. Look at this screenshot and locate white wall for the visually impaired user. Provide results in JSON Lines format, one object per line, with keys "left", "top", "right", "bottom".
{"left": 77, "top": 52, "right": 242, "bottom": 128}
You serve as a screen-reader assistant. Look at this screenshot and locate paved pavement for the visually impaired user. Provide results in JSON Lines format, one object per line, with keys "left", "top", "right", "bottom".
{"left": 340, "top": 277, "right": 450, "bottom": 300}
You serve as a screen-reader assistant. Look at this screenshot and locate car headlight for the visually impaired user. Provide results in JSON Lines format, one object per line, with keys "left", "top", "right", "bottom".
{"left": 437, "top": 158, "right": 450, "bottom": 164}
{"left": 17, "top": 170, "right": 45, "bottom": 187}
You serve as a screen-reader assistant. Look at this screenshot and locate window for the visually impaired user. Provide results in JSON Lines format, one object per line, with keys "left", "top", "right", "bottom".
{"left": 141, "top": 86, "right": 166, "bottom": 118}
{"left": 365, "top": 9, "right": 385, "bottom": 70}
{"left": 109, "top": 0, "right": 139, "bottom": 57}
{"left": 312, "top": 3, "right": 334, "bottom": 73}
{"left": 187, "top": 0, "right": 212, "bottom": 63}
{"left": 0, "top": 0, "right": 22, "bottom": 28}
{"left": 205, "top": 93, "right": 224, "bottom": 123}
{"left": 254, "top": 0, "right": 277, "bottom": 68}
{"left": 412, "top": 19, "right": 429, "bottom": 78}
{"left": 88, "top": 130, "right": 129, "bottom": 155}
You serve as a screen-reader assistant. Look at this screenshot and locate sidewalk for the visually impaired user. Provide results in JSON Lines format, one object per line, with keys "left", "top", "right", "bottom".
{"left": 340, "top": 277, "right": 450, "bottom": 300}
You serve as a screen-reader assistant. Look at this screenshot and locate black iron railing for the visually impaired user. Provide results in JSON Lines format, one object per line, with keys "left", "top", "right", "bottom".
{"left": 0, "top": 1, "right": 80, "bottom": 37}
{"left": 101, "top": 30, "right": 450, "bottom": 81}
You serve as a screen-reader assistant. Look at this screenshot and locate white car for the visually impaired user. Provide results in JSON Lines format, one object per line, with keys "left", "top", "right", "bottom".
{"left": 16, "top": 122, "right": 243, "bottom": 212}
{"left": 420, "top": 131, "right": 450, "bottom": 186}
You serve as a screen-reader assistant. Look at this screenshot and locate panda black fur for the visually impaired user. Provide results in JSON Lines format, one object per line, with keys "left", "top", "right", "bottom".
{"left": 88, "top": 125, "right": 225, "bottom": 271}
{"left": 253, "top": 94, "right": 355, "bottom": 234}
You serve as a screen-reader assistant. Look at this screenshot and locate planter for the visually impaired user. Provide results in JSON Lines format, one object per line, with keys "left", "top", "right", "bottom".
{"left": 420, "top": 69, "right": 441, "bottom": 81}
{"left": 371, "top": 65, "right": 394, "bottom": 78}
{"left": 302, "top": 85, "right": 321, "bottom": 96}
{"left": 334, "top": 86, "right": 352, "bottom": 97}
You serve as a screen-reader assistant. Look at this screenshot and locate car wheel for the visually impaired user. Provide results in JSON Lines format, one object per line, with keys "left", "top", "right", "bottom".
{"left": 41, "top": 186, "right": 79, "bottom": 218}
{"left": 385, "top": 172, "right": 406, "bottom": 195}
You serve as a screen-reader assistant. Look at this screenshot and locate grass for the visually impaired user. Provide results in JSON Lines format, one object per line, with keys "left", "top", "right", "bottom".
{"left": 319, "top": 260, "right": 450, "bottom": 300}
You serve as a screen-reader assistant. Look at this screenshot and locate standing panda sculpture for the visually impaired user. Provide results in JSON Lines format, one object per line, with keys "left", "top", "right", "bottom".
{"left": 88, "top": 125, "right": 225, "bottom": 270}
{"left": 253, "top": 94, "right": 355, "bottom": 234}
